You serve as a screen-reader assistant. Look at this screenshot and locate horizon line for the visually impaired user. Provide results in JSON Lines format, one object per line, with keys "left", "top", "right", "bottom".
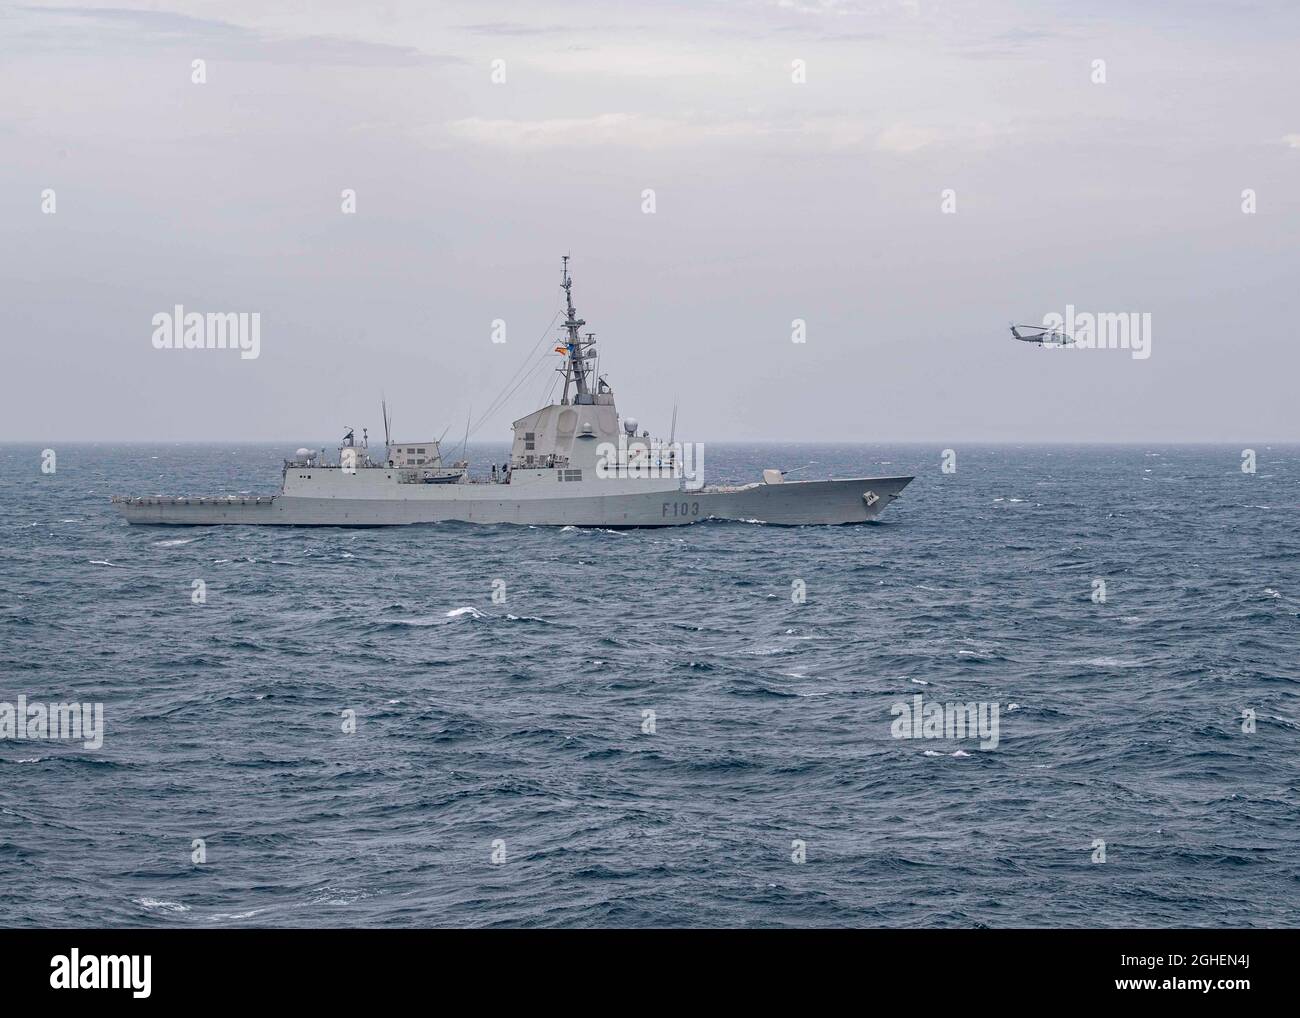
{"left": 2, "top": 439, "right": 1296, "bottom": 447}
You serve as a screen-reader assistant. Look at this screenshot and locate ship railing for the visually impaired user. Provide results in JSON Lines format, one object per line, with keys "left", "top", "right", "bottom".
{"left": 284, "top": 459, "right": 381, "bottom": 469}
{"left": 112, "top": 495, "right": 277, "bottom": 506}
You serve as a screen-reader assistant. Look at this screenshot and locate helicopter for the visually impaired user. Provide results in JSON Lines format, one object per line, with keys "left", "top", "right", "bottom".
{"left": 1009, "top": 323, "right": 1075, "bottom": 347}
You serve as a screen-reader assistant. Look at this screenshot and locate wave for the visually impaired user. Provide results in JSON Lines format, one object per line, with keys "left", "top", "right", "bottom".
{"left": 133, "top": 898, "right": 190, "bottom": 913}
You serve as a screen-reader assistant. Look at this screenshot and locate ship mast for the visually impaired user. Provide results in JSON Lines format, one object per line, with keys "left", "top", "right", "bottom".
{"left": 559, "top": 256, "right": 595, "bottom": 405}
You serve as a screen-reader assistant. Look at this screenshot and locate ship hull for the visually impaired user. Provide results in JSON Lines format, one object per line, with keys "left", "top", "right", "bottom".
{"left": 112, "top": 476, "right": 913, "bottom": 527}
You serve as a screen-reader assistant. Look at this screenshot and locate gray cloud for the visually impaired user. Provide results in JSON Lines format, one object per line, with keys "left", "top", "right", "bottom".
{"left": 11, "top": 6, "right": 459, "bottom": 66}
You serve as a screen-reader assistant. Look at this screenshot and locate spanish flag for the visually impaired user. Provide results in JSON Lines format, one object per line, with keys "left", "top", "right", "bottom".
{"left": 554, "top": 345, "right": 568, "bottom": 354}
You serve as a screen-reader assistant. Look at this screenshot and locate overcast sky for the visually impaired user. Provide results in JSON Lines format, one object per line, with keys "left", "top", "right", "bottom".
{"left": 3, "top": 1, "right": 1298, "bottom": 443}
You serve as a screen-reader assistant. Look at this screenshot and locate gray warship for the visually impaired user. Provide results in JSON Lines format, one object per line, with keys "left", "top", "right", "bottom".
{"left": 113, "top": 260, "right": 913, "bottom": 527}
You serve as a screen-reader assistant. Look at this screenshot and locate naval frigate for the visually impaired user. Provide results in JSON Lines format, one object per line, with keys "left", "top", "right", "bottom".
{"left": 112, "top": 260, "right": 913, "bottom": 527}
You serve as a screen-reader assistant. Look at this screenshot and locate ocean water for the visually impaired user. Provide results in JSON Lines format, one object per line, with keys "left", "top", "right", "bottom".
{"left": 1, "top": 442, "right": 1297, "bottom": 928}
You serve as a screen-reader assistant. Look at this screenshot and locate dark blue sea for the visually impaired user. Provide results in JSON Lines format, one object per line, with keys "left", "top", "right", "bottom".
{"left": 1, "top": 443, "right": 1297, "bottom": 928}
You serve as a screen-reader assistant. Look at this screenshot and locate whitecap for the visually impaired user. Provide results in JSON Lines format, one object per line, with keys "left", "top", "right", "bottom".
{"left": 134, "top": 898, "right": 190, "bottom": 913}
{"left": 923, "top": 750, "right": 942, "bottom": 757}
{"left": 909, "top": 678, "right": 928, "bottom": 685}
{"left": 951, "top": 749, "right": 971, "bottom": 758}
{"left": 205, "top": 908, "right": 266, "bottom": 921}
{"left": 153, "top": 537, "right": 197, "bottom": 547}
{"left": 88, "top": 559, "right": 118, "bottom": 567}
{"left": 446, "top": 606, "right": 485, "bottom": 619}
